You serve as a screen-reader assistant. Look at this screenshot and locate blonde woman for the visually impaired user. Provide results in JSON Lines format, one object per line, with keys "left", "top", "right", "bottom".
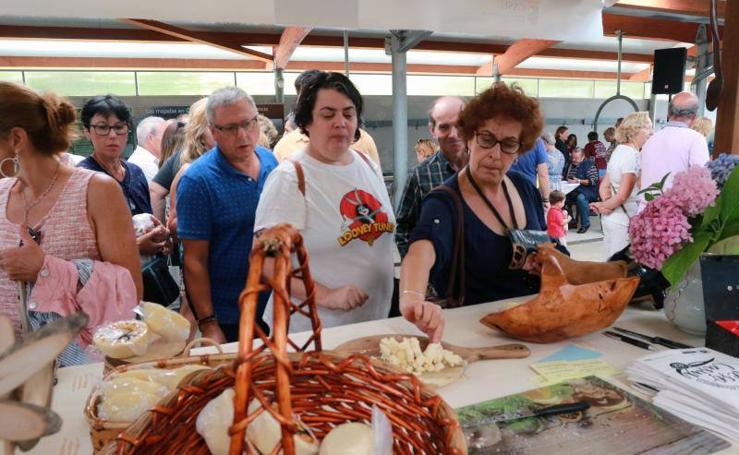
{"left": 691, "top": 116, "right": 713, "bottom": 139}
{"left": 591, "top": 111, "right": 652, "bottom": 258}
{"left": 166, "top": 98, "right": 215, "bottom": 236}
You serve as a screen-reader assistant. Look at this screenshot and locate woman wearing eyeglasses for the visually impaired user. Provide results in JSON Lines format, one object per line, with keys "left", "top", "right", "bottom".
{"left": 399, "top": 83, "right": 548, "bottom": 342}
{"left": 78, "top": 95, "right": 170, "bottom": 257}
{"left": 254, "top": 72, "right": 395, "bottom": 333}
{"left": 0, "top": 82, "right": 142, "bottom": 365}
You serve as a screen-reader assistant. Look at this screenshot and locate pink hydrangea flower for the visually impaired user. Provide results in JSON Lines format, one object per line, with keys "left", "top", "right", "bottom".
{"left": 663, "top": 166, "right": 719, "bottom": 217}
{"left": 629, "top": 197, "right": 692, "bottom": 270}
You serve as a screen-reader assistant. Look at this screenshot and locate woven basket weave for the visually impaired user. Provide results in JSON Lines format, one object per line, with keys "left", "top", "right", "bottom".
{"left": 102, "top": 225, "right": 466, "bottom": 454}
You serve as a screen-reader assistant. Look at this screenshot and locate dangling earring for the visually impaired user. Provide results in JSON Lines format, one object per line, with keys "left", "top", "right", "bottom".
{"left": 0, "top": 151, "right": 20, "bottom": 178}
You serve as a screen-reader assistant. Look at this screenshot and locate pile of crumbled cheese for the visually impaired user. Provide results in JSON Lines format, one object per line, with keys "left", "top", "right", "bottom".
{"left": 379, "top": 337, "right": 464, "bottom": 374}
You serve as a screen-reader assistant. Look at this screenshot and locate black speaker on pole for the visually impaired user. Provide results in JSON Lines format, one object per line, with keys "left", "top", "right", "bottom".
{"left": 651, "top": 47, "right": 688, "bottom": 95}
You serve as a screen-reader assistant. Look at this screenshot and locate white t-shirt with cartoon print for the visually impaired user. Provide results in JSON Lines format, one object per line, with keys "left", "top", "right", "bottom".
{"left": 254, "top": 149, "right": 396, "bottom": 332}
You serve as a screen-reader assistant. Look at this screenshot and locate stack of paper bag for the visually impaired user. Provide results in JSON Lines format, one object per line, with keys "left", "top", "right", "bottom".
{"left": 626, "top": 347, "right": 739, "bottom": 441}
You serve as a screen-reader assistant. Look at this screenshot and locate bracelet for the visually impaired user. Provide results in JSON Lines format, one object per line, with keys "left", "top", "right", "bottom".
{"left": 197, "top": 314, "right": 218, "bottom": 326}
{"left": 401, "top": 290, "right": 425, "bottom": 298}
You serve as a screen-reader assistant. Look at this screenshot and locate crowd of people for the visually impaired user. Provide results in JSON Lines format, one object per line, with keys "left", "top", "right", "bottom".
{"left": 0, "top": 72, "right": 715, "bottom": 364}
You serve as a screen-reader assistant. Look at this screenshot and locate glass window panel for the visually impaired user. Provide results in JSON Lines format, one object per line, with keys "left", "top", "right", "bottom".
{"left": 538, "top": 79, "right": 594, "bottom": 98}
{"left": 349, "top": 74, "right": 392, "bottom": 96}
{"left": 593, "top": 80, "right": 645, "bottom": 99}
{"left": 498, "top": 77, "right": 539, "bottom": 96}
{"left": 283, "top": 72, "right": 300, "bottom": 96}
{"left": 0, "top": 71, "right": 23, "bottom": 84}
{"left": 644, "top": 83, "right": 652, "bottom": 99}
{"left": 407, "top": 75, "right": 475, "bottom": 96}
{"left": 236, "top": 72, "right": 276, "bottom": 96}
{"left": 137, "top": 72, "right": 234, "bottom": 96}
{"left": 25, "top": 71, "right": 136, "bottom": 96}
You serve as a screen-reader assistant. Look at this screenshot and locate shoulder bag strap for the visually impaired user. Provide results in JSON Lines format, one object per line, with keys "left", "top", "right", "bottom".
{"left": 289, "top": 159, "right": 306, "bottom": 196}
{"left": 431, "top": 184, "right": 465, "bottom": 306}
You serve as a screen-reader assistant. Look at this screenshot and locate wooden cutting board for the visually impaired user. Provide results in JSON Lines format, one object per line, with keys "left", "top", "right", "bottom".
{"left": 332, "top": 334, "right": 530, "bottom": 363}
{"left": 332, "top": 335, "right": 530, "bottom": 388}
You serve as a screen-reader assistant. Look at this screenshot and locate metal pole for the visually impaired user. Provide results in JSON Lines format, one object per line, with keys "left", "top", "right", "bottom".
{"left": 693, "top": 24, "right": 709, "bottom": 117}
{"left": 274, "top": 67, "right": 284, "bottom": 104}
{"left": 343, "top": 31, "right": 350, "bottom": 77}
{"left": 390, "top": 35, "right": 408, "bottom": 206}
{"left": 616, "top": 30, "right": 623, "bottom": 96}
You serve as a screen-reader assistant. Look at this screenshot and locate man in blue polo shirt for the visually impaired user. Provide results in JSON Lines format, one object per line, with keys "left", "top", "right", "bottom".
{"left": 177, "top": 87, "right": 278, "bottom": 343}
{"left": 508, "top": 136, "right": 551, "bottom": 209}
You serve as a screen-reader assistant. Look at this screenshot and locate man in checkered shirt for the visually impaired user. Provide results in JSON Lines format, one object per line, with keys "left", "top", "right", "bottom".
{"left": 395, "top": 96, "right": 468, "bottom": 258}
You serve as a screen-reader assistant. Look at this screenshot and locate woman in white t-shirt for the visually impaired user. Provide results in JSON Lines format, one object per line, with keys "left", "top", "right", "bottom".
{"left": 254, "top": 72, "right": 395, "bottom": 332}
{"left": 590, "top": 111, "right": 652, "bottom": 258}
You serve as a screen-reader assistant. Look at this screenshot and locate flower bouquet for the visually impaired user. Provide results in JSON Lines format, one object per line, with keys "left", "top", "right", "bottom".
{"left": 630, "top": 154, "right": 739, "bottom": 287}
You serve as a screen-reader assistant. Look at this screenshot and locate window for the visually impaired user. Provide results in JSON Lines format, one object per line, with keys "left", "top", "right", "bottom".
{"left": 0, "top": 71, "right": 23, "bottom": 84}
{"left": 137, "top": 72, "right": 234, "bottom": 96}
{"left": 593, "top": 81, "right": 645, "bottom": 100}
{"left": 497, "top": 77, "right": 539, "bottom": 97}
{"left": 25, "top": 71, "right": 136, "bottom": 96}
{"left": 236, "top": 72, "right": 276, "bottom": 96}
{"left": 407, "top": 75, "right": 475, "bottom": 96}
{"left": 538, "top": 79, "right": 594, "bottom": 98}
{"left": 349, "top": 74, "right": 392, "bottom": 96}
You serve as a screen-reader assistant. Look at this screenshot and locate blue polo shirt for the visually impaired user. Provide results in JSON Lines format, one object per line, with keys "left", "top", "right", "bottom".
{"left": 508, "top": 138, "right": 547, "bottom": 184}
{"left": 176, "top": 146, "right": 278, "bottom": 324}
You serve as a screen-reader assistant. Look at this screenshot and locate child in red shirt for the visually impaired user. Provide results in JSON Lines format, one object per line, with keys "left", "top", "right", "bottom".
{"left": 547, "top": 190, "right": 571, "bottom": 247}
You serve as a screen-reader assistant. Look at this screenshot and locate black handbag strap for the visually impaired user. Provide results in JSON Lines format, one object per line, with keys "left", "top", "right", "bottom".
{"left": 465, "top": 166, "right": 520, "bottom": 230}
{"left": 432, "top": 184, "right": 465, "bottom": 307}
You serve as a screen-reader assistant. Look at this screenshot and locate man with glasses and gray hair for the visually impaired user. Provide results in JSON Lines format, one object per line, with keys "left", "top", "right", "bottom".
{"left": 639, "top": 91, "right": 710, "bottom": 209}
{"left": 176, "top": 87, "right": 278, "bottom": 343}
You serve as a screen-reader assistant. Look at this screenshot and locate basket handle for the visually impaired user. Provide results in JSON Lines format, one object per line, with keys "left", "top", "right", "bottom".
{"left": 182, "top": 337, "right": 224, "bottom": 356}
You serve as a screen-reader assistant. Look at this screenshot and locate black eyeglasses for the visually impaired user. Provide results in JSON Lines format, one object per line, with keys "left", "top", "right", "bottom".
{"left": 475, "top": 132, "right": 521, "bottom": 155}
{"left": 89, "top": 123, "right": 129, "bottom": 136}
{"left": 211, "top": 114, "right": 259, "bottom": 136}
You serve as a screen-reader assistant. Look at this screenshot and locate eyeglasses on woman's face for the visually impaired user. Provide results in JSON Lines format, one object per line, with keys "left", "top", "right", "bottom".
{"left": 474, "top": 131, "right": 521, "bottom": 155}
{"left": 89, "top": 123, "right": 129, "bottom": 136}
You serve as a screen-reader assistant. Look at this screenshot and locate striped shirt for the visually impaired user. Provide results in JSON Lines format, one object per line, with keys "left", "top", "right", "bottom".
{"left": 395, "top": 151, "right": 457, "bottom": 258}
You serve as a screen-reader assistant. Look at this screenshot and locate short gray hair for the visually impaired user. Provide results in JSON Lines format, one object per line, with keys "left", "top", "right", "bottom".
{"left": 541, "top": 132, "right": 556, "bottom": 145}
{"left": 136, "top": 116, "right": 165, "bottom": 145}
{"left": 668, "top": 93, "right": 699, "bottom": 119}
{"left": 206, "top": 87, "right": 256, "bottom": 124}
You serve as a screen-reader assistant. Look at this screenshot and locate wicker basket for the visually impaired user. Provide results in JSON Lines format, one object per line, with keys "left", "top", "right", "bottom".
{"left": 85, "top": 338, "right": 227, "bottom": 453}
{"left": 102, "top": 225, "right": 467, "bottom": 454}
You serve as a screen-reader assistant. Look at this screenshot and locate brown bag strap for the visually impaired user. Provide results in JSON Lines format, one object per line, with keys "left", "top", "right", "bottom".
{"left": 289, "top": 159, "right": 306, "bottom": 196}
{"left": 431, "top": 184, "right": 465, "bottom": 307}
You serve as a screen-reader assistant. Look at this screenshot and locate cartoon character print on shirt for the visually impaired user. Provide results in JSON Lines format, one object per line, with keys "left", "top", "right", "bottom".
{"left": 337, "top": 188, "right": 395, "bottom": 247}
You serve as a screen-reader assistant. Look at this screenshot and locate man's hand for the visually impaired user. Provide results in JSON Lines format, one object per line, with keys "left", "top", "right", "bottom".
{"left": 0, "top": 226, "right": 45, "bottom": 283}
{"left": 317, "top": 285, "right": 368, "bottom": 311}
{"left": 400, "top": 299, "right": 445, "bottom": 343}
{"left": 199, "top": 321, "right": 226, "bottom": 344}
{"left": 567, "top": 178, "right": 579, "bottom": 184}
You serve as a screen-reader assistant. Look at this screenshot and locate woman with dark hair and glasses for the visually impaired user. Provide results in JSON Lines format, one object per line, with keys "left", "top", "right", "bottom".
{"left": 0, "top": 82, "right": 142, "bottom": 365}
{"left": 399, "top": 82, "right": 551, "bottom": 342}
{"left": 78, "top": 95, "right": 169, "bottom": 257}
{"left": 255, "top": 71, "right": 396, "bottom": 332}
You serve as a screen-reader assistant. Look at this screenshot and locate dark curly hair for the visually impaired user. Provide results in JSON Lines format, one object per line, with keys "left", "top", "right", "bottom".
{"left": 294, "top": 71, "right": 363, "bottom": 142}
{"left": 458, "top": 82, "right": 543, "bottom": 154}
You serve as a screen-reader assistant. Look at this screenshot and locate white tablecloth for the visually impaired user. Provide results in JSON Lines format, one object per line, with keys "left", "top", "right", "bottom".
{"left": 32, "top": 297, "right": 738, "bottom": 454}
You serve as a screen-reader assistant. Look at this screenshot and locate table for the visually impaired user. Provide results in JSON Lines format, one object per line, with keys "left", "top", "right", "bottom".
{"left": 561, "top": 181, "right": 580, "bottom": 195}
{"left": 32, "top": 297, "right": 737, "bottom": 454}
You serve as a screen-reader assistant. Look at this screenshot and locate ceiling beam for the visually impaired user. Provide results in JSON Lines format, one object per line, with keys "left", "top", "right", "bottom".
{"left": 602, "top": 12, "right": 722, "bottom": 42}
{"left": 0, "top": 55, "right": 268, "bottom": 70}
{"left": 273, "top": 26, "right": 312, "bottom": 69}
{"left": 0, "top": 56, "right": 638, "bottom": 80}
{"left": 0, "top": 25, "right": 655, "bottom": 64}
{"left": 477, "top": 39, "right": 559, "bottom": 76}
{"left": 612, "top": 0, "right": 725, "bottom": 18}
{"left": 120, "top": 19, "right": 273, "bottom": 62}
{"left": 629, "top": 65, "right": 652, "bottom": 81}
